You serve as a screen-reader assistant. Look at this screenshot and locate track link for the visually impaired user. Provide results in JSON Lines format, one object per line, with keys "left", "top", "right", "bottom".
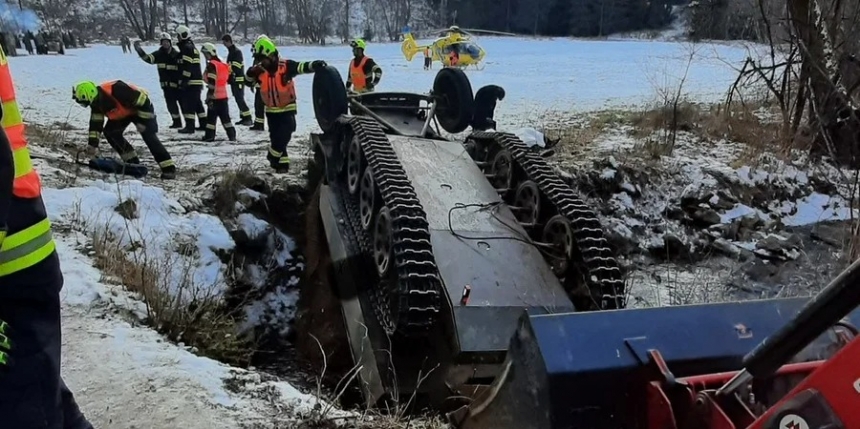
{"left": 336, "top": 186, "right": 397, "bottom": 333}
{"left": 335, "top": 115, "right": 442, "bottom": 335}
{"left": 466, "top": 131, "right": 626, "bottom": 310}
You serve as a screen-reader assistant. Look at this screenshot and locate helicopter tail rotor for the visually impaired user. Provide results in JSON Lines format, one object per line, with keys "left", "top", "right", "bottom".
{"left": 400, "top": 33, "right": 424, "bottom": 62}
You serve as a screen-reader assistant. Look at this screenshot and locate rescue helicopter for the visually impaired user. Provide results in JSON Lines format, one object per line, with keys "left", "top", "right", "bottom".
{"left": 400, "top": 25, "right": 515, "bottom": 70}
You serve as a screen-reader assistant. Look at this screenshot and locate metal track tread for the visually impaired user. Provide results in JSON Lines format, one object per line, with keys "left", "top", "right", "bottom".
{"left": 336, "top": 115, "right": 443, "bottom": 335}
{"left": 467, "top": 130, "right": 626, "bottom": 310}
{"left": 336, "top": 185, "right": 397, "bottom": 333}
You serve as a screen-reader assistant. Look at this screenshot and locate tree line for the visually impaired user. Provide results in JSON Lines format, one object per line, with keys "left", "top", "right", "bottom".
{"left": 15, "top": 0, "right": 684, "bottom": 42}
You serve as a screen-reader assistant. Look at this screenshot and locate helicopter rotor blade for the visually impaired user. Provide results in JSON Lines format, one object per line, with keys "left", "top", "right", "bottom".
{"left": 458, "top": 28, "right": 518, "bottom": 36}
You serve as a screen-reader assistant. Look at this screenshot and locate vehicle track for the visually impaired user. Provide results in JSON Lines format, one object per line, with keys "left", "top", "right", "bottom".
{"left": 466, "top": 131, "right": 626, "bottom": 310}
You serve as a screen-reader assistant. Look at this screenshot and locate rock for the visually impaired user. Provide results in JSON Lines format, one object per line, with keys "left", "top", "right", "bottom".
{"left": 648, "top": 233, "right": 690, "bottom": 261}
{"left": 810, "top": 222, "right": 846, "bottom": 247}
{"left": 717, "top": 190, "right": 738, "bottom": 205}
{"left": 114, "top": 198, "right": 138, "bottom": 220}
{"left": 690, "top": 208, "right": 721, "bottom": 227}
{"left": 744, "top": 260, "right": 778, "bottom": 282}
{"left": 664, "top": 206, "right": 686, "bottom": 222}
{"left": 809, "top": 175, "right": 837, "bottom": 195}
{"left": 605, "top": 221, "right": 639, "bottom": 255}
{"left": 710, "top": 195, "right": 736, "bottom": 211}
{"left": 755, "top": 233, "right": 801, "bottom": 261}
{"left": 710, "top": 238, "right": 741, "bottom": 258}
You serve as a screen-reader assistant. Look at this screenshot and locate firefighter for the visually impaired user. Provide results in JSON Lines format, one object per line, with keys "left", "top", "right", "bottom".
{"left": 345, "top": 38, "right": 382, "bottom": 94}
{"left": 0, "top": 45, "right": 94, "bottom": 429}
{"left": 200, "top": 43, "right": 236, "bottom": 142}
{"left": 175, "top": 25, "right": 207, "bottom": 133}
{"left": 248, "top": 35, "right": 267, "bottom": 131}
{"left": 245, "top": 37, "right": 326, "bottom": 172}
{"left": 220, "top": 34, "right": 252, "bottom": 126}
{"left": 72, "top": 80, "right": 177, "bottom": 179}
{"left": 133, "top": 33, "right": 185, "bottom": 129}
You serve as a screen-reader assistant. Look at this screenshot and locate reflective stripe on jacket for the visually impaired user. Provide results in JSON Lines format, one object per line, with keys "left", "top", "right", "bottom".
{"left": 259, "top": 59, "right": 297, "bottom": 113}
{"left": 0, "top": 45, "right": 55, "bottom": 277}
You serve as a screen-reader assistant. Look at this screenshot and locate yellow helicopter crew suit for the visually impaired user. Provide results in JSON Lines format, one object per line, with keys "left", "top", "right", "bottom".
{"left": 345, "top": 39, "right": 382, "bottom": 94}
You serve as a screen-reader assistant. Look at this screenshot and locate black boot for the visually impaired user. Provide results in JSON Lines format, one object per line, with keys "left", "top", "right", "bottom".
{"left": 268, "top": 154, "right": 290, "bottom": 173}
{"left": 250, "top": 123, "right": 264, "bottom": 131}
{"left": 226, "top": 127, "right": 237, "bottom": 142}
{"left": 169, "top": 119, "right": 183, "bottom": 129}
{"left": 197, "top": 118, "right": 207, "bottom": 131}
{"left": 236, "top": 117, "right": 253, "bottom": 126}
{"left": 178, "top": 124, "right": 195, "bottom": 134}
{"left": 161, "top": 165, "right": 176, "bottom": 180}
{"left": 202, "top": 131, "right": 215, "bottom": 142}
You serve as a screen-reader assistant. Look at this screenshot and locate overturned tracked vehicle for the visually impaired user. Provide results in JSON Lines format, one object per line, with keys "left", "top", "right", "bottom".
{"left": 302, "top": 65, "right": 625, "bottom": 408}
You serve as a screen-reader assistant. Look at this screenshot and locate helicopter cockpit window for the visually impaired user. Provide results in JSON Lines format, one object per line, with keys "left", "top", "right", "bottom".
{"left": 442, "top": 43, "right": 460, "bottom": 55}
{"left": 462, "top": 43, "right": 481, "bottom": 57}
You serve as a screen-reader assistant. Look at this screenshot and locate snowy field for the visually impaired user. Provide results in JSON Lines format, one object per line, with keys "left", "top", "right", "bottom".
{"left": 11, "top": 37, "right": 757, "bottom": 144}
{"left": 4, "top": 37, "right": 813, "bottom": 427}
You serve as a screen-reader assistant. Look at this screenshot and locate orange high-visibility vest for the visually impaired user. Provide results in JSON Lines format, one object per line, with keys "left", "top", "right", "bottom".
{"left": 0, "top": 48, "right": 40, "bottom": 199}
{"left": 98, "top": 81, "right": 142, "bottom": 120}
{"left": 350, "top": 56, "right": 369, "bottom": 92}
{"left": 258, "top": 59, "right": 297, "bottom": 112}
{"left": 210, "top": 59, "right": 230, "bottom": 100}
{"left": 0, "top": 45, "right": 56, "bottom": 277}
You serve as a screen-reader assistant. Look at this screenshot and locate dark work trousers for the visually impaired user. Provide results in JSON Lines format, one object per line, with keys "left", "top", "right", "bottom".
{"left": 179, "top": 85, "right": 207, "bottom": 131}
{"left": 204, "top": 98, "right": 236, "bottom": 141}
{"left": 0, "top": 198, "right": 94, "bottom": 429}
{"left": 253, "top": 88, "right": 265, "bottom": 128}
{"left": 162, "top": 87, "right": 184, "bottom": 127}
{"left": 103, "top": 116, "right": 176, "bottom": 172}
{"left": 230, "top": 84, "right": 251, "bottom": 121}
{"left": 265, "top": 111, "right": 296, "bottom": 170}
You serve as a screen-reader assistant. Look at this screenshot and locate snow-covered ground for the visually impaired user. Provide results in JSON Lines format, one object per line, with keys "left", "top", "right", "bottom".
{"left": 11, "top": 38, "right": 758, "bottom": 150}
{"left": 6, "top": 37, "right": 840, "bottom": 426}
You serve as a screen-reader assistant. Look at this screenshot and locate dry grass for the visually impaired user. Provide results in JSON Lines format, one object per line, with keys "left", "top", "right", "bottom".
{"left": 211, "top": 166, "right": 267, "bottom": 218}
{"left": 628, "top": 101, "right": 789, "bottom": 163}
{"left": 295, "top": 413, "right": 450, "bottom": 429}
{"left": 540, "top": 110, "right": 630, "bottom": 160}
{"left": 90, "top": 226, "right": 255, "bottom": 366}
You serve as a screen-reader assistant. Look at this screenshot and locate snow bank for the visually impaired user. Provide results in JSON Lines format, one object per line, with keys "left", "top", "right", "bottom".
{"left": 44, "top": 179, "right": 235, "bottom": 300}
{"left": 56, "top": 237, "right": 350, "bottom": 427}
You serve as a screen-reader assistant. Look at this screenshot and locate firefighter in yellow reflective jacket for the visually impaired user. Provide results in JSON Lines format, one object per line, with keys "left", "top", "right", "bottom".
{"left": 0, "top": 45, "right": 94, "bottom": 429}
{"left": 201, "top": 42, "right": 236, "bottom": 142}
{"left": 220, "top": 34, "right": 253, "bottom": 125}
{"left": 72, "top": 80, "right": 177, "bottom": 179}
{"left": 133, "top": 32, "right": 185, "bottom": 129}
{"left": 246, "top": 37, "right": 326, "bottom": 172}
{"left": 175, "top": 25, "right": 207, "bottom": 133}
{"left": 346, "top": 38, "right": 382, "bottom": 94}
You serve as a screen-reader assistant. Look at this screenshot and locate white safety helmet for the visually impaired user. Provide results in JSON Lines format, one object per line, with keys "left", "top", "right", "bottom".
{"left": 201, "top": 42, "right": 217, "bottom": 57}
{"left": 176, "top": 25, "right": 190, "bottom": 41}
{"left": 159, "top": 32, "right": 171, "bottom": 42}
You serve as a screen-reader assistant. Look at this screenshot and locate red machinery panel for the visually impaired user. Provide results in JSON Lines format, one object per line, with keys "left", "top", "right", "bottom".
{"left": 749, "top": 335, "right": 860, "bottom": 429}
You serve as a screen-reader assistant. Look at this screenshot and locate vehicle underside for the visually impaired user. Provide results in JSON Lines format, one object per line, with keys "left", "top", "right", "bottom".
{"left": 298, "top": 65, "right": 860, "bottom": 429}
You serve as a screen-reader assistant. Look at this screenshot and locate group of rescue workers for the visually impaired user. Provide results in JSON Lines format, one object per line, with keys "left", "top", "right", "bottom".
{"left": 69, "top": 28, "right": 383, "bottom": 178}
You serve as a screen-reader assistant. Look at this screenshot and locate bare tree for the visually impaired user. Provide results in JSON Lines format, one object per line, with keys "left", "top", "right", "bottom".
{"left": 289, "top": 0, "right": 335, "bottom": 44}
{"left": 116, "top": 0, "right": 159, "bottom": 40}
{"left": 363, "top": 0, "right": 413, "bottom": 41}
